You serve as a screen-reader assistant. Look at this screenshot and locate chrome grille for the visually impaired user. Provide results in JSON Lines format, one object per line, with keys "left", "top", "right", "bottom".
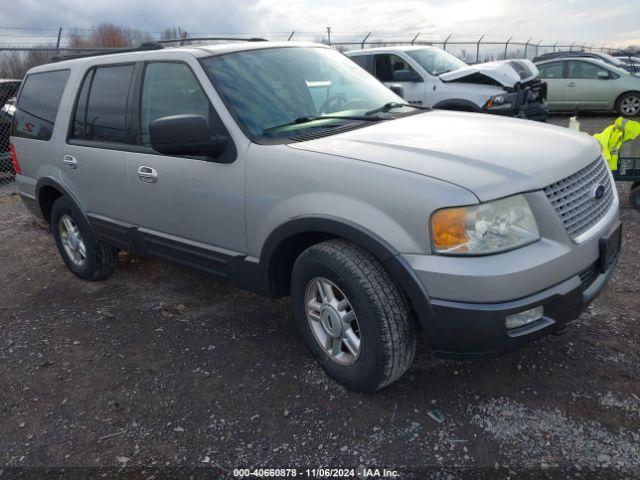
{"left": 544, "top": 157, "right": 614, "bottom": 241}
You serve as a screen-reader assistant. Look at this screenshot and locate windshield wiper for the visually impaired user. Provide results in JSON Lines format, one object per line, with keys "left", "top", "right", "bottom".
{"left": 262, "top": 114, "right": 384, "bottom": 134}
{"left": 365, "top": 102, "right": 430, "bottom": 116}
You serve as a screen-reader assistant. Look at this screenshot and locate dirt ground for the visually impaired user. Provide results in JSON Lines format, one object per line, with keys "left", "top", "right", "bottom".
{"left": 1, "top": 114, "right": 639, "bottom": 480}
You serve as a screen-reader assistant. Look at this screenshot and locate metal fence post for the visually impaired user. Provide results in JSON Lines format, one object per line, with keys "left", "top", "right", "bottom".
{"left": 476, "top": 35, "right": 484, "bottom": 63}
{"left": 443, "top": 34, "right": 452, "bottom": 51}
{"left": 569, "top": 42, "right": 575, "bottom": 52}
{"left": 553, "top": 41, "right": 558, "bottom": 53}
{"left": 55, "top": 27, "right": 62, "bottom": 55}
{"left": 287, "top": 31, "right": 295, "bottom": 41}
{"left": 523, "top": 37, "right": 532, "bottom": 58}
{"left": 411, "top": 33, "right": 420, "bottom": 45}
{"left": 504, "top": 36, "right": 513, "bottom": 59}
{"left": 360, "top": 32, "right": 371, "bottom": 49}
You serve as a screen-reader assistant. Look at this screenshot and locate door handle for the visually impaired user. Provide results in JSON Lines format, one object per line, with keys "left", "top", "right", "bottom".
{"left": 137, "top": 166, "right": 158, "bottom": 183}
{"left": 567, "top": 82, "right": 576, "bottom": 87}
{"left": 62, "top": 155, "right": 78, "bottom": 169}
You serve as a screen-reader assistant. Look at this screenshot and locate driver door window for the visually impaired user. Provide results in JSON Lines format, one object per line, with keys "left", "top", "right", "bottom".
{"left": 373, "top": 54, "right": 416, "bottom": 82}
{"left": 140, "top": 62, "right": 212, "bottom": 146}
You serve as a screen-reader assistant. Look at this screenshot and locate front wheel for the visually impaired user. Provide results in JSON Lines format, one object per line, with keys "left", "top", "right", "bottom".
{"left": 291, "top": 239, "right": 416, "bottom": 392}
{"left": 51, "top": 196, "right": 118, "bottom": 280}
{"left": 616, "top": 92, "right": 640, "bottom": 117}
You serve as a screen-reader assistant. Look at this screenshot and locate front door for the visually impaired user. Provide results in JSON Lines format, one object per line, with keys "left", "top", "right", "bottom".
{"left": 127, "top": 61, "right": 246, "bottom": 260}
{"left": 564, "top": 60, "right": 616, "bottom": 110}
{"left": 373, "top": 54, "right": 426, "bottom": 104}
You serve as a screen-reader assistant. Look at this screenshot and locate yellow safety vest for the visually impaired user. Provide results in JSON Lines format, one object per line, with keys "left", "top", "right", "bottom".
{"left": 593, "top": 117, "right": 640, "bottom": 170}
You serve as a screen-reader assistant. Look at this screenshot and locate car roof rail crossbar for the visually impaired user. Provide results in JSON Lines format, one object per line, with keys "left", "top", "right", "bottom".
{"left": 51, "top": 42, "right": 163, "bottom": 62}
{"left": 156, "top": 36, "right": 268, "bottom": 45}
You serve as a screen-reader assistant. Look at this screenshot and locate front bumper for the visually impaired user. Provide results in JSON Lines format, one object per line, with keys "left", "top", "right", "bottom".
{"left": 426, "top": 253, "right": 617, "bottom": 357}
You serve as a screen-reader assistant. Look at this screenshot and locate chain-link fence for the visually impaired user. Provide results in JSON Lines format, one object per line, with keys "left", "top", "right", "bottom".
{"left": 0, "top": 79, "right": 20, "bottom": 195}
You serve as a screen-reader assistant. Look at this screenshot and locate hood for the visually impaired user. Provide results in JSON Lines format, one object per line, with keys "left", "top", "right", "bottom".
{"left": 440, "top": 59, "right": 539, "bottom": 87}
{"left": 289, "top": 111, "right": 601, "bottom": 202}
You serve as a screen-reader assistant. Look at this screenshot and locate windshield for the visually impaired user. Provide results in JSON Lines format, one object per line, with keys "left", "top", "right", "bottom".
{"left": 406, "top": 48, "right": 467, "bottom": 76}
{"left": 201, "top": 47, "right": 407, "bottom": 139}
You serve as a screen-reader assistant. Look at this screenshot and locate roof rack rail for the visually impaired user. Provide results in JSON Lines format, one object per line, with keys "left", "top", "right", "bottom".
{"left": 51, "top": 42, "right": 163, "bottom": 62}
{"left": 156, "top": 36, "right": 268, "bottom": 45}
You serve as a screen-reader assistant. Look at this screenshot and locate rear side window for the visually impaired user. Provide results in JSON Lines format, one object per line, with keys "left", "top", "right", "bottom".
{"left": 538, "top": 62, "right": 564, "bottom": 79}
{"left": 12, "top": 70, "right": 70, "bottom": 141}
{"left": 72, "top": 64, "right": 134, "bottom": 143}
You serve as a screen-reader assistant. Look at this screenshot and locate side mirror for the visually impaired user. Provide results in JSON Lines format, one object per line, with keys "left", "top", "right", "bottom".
{"left": 150, "top": 114, "right": 227, "bottom": 157}
{"left": 597, "top": 71, "right": 610, "bottom": 79}
{"left": 392, "top": 69, "right": 422, "bottom": 82}
{"left": 388, "top": 84, "right": 404, "bottom": 97}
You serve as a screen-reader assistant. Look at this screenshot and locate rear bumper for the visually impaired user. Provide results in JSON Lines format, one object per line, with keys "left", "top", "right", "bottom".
{"left": 426, "top": 255, "right": 616, "bottom": 357}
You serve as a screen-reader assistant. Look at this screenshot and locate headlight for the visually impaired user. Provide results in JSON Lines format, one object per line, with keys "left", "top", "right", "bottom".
{"left": 484, "top": 92, "right": 518, "bottom": 110}
{"left": 430, "top": 194, "right": 540, "bottom": 255}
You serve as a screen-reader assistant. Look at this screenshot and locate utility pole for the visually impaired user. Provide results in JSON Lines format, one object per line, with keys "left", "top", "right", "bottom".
{"left": 326, "top": 26, "right": 331, "bottom": 45}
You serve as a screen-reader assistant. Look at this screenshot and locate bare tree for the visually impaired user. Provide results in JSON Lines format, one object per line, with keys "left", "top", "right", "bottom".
{"left": 0, "top": 50, "right": 52, "bottom": 78}
{"left": 161, "top": 27, "right": 189, "bottom": 41}
{"left": 68, "top": 23, "right": 153, "bottom": 48}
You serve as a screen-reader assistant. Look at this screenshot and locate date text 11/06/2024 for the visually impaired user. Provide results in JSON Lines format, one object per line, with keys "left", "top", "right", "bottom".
{"left": 232, "top": 468, "right": 400, "bottom": 477}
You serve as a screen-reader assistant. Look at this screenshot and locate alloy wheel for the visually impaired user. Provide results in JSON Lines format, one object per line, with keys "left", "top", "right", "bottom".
{"left": 621, "top": 95, "right": 640, "bottom": 115}
{"left": 58, "top": 214, "right": 87, "bottom": 267}
{"left": 305, "top": 277, "right": 361, "bottom": 365}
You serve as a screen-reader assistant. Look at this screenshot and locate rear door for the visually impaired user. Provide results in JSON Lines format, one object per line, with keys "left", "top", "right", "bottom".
{"left": 565, "top": 60, "right": 617, "bottom": 110}
{"left": 536, "top": 61, "right": 566, "bottom": 110}
{"left": 64, "top": 63, "right": 136, "bottom": 224}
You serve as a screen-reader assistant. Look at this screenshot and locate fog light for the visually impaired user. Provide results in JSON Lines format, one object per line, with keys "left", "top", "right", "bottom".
{"left": 506, "top": 306, "right": 544, "bottom": 329}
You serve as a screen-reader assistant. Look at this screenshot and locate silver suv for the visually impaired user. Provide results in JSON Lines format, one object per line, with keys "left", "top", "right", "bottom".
{"left": 10, "top": 41, "right": 621, "bottom": 392}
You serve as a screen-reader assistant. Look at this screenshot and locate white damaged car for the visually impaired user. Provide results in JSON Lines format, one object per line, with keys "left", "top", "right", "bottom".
{"left": 346, "top": 46, "right": 548, "bottom": 121}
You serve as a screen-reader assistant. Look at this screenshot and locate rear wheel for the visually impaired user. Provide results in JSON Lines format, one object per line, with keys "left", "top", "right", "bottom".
{"left": 291, "top": 239, "right": 416, "bottom": 392}
{"left": 616, "top": 92, "right": 640, "bottom": 117}
{"left": 51, "top": 196, "right": 118, "bottom": 280}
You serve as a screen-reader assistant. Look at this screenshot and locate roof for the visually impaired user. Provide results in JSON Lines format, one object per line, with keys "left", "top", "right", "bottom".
{"left": 345, "top": 45, "right": 436, "bottom": 55}
{"left": 28, "top": 41, "right": 328, "bottom": 73}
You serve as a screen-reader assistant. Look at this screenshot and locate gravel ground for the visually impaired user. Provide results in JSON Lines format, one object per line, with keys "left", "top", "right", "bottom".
{"left": 1, "top": 114, "right": 639, "bottom": 480}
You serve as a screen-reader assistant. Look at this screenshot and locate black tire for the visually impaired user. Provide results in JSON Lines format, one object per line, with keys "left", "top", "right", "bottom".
{"left": 615, "top": 92, "right": 640, "bottom": 117}
{"left": 51, "top": 196, "right": 118, "bottom": 280}
{"left": 291, "top": 239, "right": 416, "bottom": 392}
{"left": 630, "top": 185, "right": 640, "bottom": 210}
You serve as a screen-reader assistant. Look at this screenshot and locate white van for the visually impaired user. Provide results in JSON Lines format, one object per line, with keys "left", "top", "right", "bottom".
{"left": 346, "top": 46, "right": 548, "bottom": 121}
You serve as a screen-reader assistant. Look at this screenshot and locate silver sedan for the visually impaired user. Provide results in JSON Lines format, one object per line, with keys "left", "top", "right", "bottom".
{"left": 536, "top": 57, "right": 640, "bottom": 116}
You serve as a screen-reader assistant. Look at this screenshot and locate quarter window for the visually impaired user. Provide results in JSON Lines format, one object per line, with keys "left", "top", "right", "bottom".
{"left": 12, "top": 70, "right": 70, "bottom": 141}
{"left": 72, "top": 64, "right": 134, "bottom": 143}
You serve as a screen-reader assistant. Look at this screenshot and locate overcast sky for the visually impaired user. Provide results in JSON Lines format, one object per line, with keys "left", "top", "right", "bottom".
{"left": 2, "top": 0, "right": 639, "bottom": 47}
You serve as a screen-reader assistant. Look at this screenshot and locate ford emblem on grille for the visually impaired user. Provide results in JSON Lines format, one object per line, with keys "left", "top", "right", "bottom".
{"left": 593, "top": 184, "right": 606, "bottom": 201}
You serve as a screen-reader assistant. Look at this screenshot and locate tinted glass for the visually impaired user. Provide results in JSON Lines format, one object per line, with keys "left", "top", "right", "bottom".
{"left": 567, "top": 61, "right": 606, "bottom": 79}
{"left": 140, "top": 62, "right": 211, "bottom": 146}
{"left": 350, "top": 55, "right": 372, "bottom": 73}
{"left": 538, "top": 62, "right": 564, "bottom": 79}
{"left": 202, "top": 47, "right": 404, "bottom": 138}
{"left": 374, "top": 54, "right": 418, "bottom": 82}
{"left": 12, "top": 70, "right": 69, "bottom": 141}
{"left": 73, "top": 64, "right": 133, "bottom": 143}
